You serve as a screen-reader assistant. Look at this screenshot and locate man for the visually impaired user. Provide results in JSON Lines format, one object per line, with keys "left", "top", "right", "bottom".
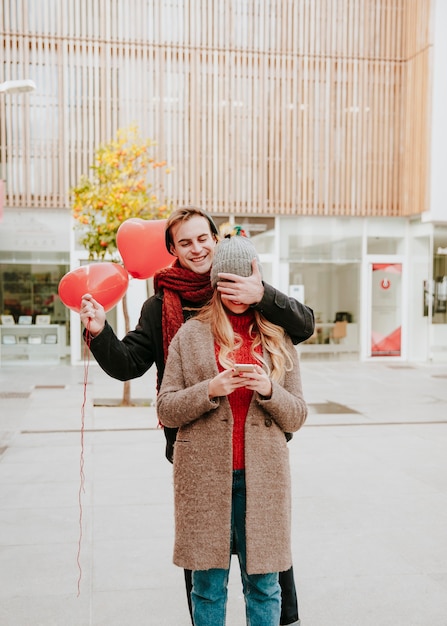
{"left": 80, "top": 206, "right": 314, "bottom": 625}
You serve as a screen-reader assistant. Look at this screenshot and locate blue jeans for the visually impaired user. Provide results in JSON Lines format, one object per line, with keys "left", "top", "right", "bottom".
{"left": 191, "top": 470, "right": 281, "bottom": 626}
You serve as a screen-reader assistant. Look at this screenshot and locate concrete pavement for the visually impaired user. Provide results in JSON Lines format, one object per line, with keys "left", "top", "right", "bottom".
{"left": 1, "top": 356, "right": 447, "bottom": 625}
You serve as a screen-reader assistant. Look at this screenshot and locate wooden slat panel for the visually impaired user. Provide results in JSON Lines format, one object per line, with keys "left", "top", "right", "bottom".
{"left": 0, "top": 0, "right": 433, "bottom": 218}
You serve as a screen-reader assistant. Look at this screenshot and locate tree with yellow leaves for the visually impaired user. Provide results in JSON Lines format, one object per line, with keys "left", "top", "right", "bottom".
{"left": 72, "top": 124, "right": 171, "bottom": 258}
{"left": 71, "top": 124, "right": 173, "bottom": 405}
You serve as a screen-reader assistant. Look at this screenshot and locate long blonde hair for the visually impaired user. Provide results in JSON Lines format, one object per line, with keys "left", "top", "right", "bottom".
{"left": 196, "top": 291, "right": 294, "bottom": 381}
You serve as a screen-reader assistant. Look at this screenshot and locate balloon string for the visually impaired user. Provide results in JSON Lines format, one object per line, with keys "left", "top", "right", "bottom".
{"left": 77, "top": 321, "right": 91, "bottom": 597}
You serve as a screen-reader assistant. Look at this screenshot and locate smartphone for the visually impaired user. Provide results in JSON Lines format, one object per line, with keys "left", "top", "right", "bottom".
{"left": 234, "top": 364, "right": 256, "bottom": 374}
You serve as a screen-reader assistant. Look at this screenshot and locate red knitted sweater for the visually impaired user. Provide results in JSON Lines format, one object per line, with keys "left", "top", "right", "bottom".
{"left": 215, "top": 310, "right": 261, "bottom": 470}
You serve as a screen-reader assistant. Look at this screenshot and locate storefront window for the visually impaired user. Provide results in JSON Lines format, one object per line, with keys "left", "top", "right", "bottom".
{"left": 0, "top": 263, "right": 69, "bottom": 324}
{"left": 279, "top": 217, "right": 361, "bottom": 355}
{"left": 289, "top": 261, "right": 360, "bottom": 326}
{"left": 280, "top": 216, "right": 362, "bottom": 320}
{"left": 433, "top": 229, "right": 447, "bottom": 324}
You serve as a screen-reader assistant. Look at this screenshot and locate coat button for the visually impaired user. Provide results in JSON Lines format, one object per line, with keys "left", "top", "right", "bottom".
{"left": 264, "top": 418, "right": 272, "bottom": 427}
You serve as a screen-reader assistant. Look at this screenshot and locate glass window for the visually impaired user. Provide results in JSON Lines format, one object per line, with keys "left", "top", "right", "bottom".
{"left": 281, "top": 217, "right": 361, "bottom": 355}
{"left": 433, "top": 227, "right": 447, "bottom": 324}
{"left": 289, "top": 261, "right": 360, "bottom": 326}
{"left": 0, "top": 263, "right": 70, "bottom": 324}
{"left": 281, "top": 216, "right": 363, "bottom": 262}
{"left": 240, "top": 217, "right": 275, "bottom": 254}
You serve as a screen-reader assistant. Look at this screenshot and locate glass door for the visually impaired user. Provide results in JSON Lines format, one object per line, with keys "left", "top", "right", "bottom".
{"left": 369, "top": 262, "right": 403, "bottom": 357}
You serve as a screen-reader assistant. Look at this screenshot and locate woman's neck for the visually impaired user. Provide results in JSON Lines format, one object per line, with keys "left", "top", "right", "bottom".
{"left": 227, "top": 309, "right": 255, "bottom": 332}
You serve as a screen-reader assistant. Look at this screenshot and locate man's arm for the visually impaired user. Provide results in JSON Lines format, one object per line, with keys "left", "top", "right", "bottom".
{"left": 80, "top": 295, "right": 160, "bottom": 381}
{"left": 216, "top": 259, "right": 315, "bottom": 344}
{"left": 85, "top": 321, "right": 154, "bottom": 380}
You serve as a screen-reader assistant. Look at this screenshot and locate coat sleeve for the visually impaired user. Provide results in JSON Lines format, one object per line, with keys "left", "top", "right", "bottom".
{"left": 253, "top": 282, "right": 315, "bottom": 345}
{"left": 256, "top": 340, "right": 308, "bottom": 433}
{"left": 84, "top": 296, "right": 160, "bottom": 381}
{"left": 157, "top": 331, "right": 220, "bottom": 428}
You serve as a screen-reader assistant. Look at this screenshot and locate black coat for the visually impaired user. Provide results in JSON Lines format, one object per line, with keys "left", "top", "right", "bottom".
{"left": 87, "top": 282, "right": 314, "bottom": 460}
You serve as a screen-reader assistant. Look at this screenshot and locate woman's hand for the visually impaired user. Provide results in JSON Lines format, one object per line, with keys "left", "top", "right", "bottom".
{"left": 236, "top": 364, "right": 272, "bottom": 398}
{"left": 79, "top": 293, "right": 106, "bottom": 337}
{"left": 208, "top": 365, "right": 272, "bottom": 399}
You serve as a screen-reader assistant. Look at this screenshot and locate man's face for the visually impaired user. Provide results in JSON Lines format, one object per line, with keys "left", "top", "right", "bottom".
{"left": 169, "top": 215, "right": 217, "bottom": 274}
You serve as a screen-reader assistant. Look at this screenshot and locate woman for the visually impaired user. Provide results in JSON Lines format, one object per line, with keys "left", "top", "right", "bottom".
{"left": 157, "top": 234, "right": 308, "bottom": 626}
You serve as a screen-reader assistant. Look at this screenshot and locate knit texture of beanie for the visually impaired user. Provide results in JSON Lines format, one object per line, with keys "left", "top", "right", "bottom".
{"left": 210, "top": 235, "right": 262, "bottom": 287}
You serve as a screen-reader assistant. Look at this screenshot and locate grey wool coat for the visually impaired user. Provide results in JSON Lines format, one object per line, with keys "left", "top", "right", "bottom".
{"left": 157, "top": 318, "right": 308, "bottom": 575}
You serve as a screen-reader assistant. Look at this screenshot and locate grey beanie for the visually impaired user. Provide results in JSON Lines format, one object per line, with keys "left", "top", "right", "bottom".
{"left": 210, "top": 235, "right": 262, "bottom": 287}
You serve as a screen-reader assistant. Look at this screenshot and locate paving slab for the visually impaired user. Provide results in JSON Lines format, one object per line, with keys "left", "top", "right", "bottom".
{"left": 1, "top": 358, "right": 446, "bottom": 625}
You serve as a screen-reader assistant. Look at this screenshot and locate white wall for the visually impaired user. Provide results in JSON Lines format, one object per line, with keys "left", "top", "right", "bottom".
{"left": 0, "top": 208, "right": 70, "bottom": 254}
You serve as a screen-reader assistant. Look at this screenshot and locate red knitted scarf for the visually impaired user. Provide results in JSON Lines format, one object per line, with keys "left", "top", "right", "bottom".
{"left": 153, "top": 259, "right": 214, "bottom": 361}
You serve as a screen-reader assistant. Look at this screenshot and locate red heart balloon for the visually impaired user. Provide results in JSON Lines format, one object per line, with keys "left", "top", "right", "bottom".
{"left": 58, "top": 262, "right": 129, "bottom": 313}
{"left": 117, "top": 218, "right": 173, "bottom": 279}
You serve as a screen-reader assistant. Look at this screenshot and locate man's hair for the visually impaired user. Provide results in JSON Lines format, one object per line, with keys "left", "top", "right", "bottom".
{"left": 165, "top": 205, "right": 219, "bottom": 254}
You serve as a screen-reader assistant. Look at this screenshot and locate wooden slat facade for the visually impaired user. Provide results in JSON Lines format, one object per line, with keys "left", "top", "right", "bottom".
{"left": 0, "top": 0, "right": 433, "bottom": 218}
